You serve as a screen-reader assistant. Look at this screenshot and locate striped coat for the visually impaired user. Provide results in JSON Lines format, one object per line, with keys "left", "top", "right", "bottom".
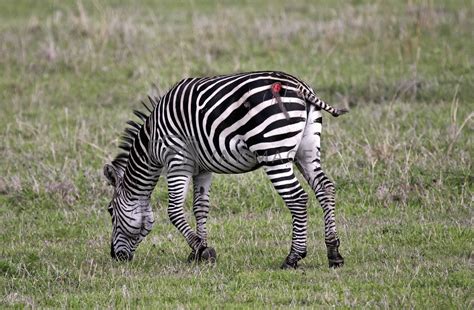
{"left": 104, "top": 71, "right": 345, "bottom": 268}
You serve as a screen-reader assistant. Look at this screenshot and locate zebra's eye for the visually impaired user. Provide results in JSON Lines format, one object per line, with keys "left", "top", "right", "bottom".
{"left": 107, "top": 204, "right": 113, "bottom": 216}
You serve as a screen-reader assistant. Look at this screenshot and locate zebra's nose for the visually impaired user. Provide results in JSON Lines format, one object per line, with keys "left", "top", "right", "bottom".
{"left": 111, "top": 243, "right": 133, "bottom": 261}
{"left": 114, "top": 250, "right": 133, "bottom": 261}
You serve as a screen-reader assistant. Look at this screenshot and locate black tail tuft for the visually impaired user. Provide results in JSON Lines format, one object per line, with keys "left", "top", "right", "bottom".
{"left": 332, "top": 108, "right": 349, "bottom": 117}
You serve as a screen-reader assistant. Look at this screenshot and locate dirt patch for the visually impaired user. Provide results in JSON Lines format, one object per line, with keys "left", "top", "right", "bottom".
{"left": 44, "top": 180, "right": 78, "bottom": 206}
{"left": 0, "top": 175, "right": 23, "bottom": 195}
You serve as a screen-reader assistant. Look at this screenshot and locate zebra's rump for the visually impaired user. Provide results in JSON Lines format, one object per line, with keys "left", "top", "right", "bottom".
{"left": 156, "top": 71, "right": 309, "bottom": 174}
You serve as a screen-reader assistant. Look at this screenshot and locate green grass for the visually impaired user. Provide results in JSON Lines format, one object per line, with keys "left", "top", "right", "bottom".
{"left": 0, "top": 0, "right": 473, "bottom": 308}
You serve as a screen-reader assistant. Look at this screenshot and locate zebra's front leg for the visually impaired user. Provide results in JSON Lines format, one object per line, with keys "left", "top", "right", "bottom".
{"left": 187, "top": 172, "right": 216, "bottom": 263}
{"left": 263, "top": 163, "right": 309, "bottom": 269}
{"left": 166, "top": 173, "right": 207, "bottom": 261}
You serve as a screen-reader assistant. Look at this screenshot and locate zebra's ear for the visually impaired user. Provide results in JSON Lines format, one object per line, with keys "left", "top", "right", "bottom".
{"left": 103, "top": 163, "right": 118, "bottom": 187}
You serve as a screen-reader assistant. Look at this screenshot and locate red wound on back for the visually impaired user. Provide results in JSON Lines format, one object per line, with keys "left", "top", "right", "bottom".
{"left": 271, "top": 82, "right": 282, "bottom": 93}
{"left": 270, "top": 82, "right": 290, "bottom": 120}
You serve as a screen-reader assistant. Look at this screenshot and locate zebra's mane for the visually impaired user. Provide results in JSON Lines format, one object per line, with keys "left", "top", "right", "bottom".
{"left": 111, "top": 96, "right": 159, "bottom": 173}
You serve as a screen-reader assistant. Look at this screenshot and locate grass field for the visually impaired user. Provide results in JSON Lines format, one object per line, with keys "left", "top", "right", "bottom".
{"left": 0, "top": 0, "right": 473, "bottom": 308}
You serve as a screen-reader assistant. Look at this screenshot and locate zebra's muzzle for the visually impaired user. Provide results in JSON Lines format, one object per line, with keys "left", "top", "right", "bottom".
{"left": 113, "top": 250, "right": 133, "bottom": 261}
{"left": 111, "top": 243, "right": 134, "bottom": 261}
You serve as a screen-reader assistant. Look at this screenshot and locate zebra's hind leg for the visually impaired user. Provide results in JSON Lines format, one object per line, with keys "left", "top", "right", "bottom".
{"left": 263, "top": 162, "right": 309, "bottom": 269}
{"left": 187, "top": 172, "right": 216, "bottom": 263}
{"left": 166, "top": 173, "right": 209, "bottom": 262}
{"left": 296, "top": 157, "right": 344, "bottom": 268}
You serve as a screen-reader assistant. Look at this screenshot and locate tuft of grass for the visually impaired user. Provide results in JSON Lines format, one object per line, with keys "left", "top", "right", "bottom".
{"left": 0, "top": 0, "right": 472, "bottom": 308}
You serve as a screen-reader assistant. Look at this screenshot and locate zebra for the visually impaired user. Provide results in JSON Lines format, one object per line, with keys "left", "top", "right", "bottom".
{"left": 103, "top": 71, "right": 346, "bottom": 268}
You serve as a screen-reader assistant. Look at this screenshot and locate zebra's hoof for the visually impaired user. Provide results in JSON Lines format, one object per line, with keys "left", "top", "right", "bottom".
{"left": 200, "top": 247, "right": 217, "bottom": 263}
{"left": 326, "top": 238, "right": 344, "bottom": 268}
{"left": 328, "top": 254, "right": 344, "bottom": 268}
{"left": 281, "top": 260, "right": 298, "bottom": 269}
{"left": 281, "top": 252, "right": 303, "bottom": 269}
{"left": 187, "top": 250, "right": 199, "bottom": 263}
{"left": 327, "top": 246, "right": 344, "bottom": 268}
{"left": 187, "top": 247, "right": 216, "bottom": 263}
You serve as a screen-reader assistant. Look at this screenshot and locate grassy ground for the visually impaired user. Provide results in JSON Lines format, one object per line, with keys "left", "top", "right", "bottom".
{"left": 0, "top": 0, "right": 473, "bottom": 308}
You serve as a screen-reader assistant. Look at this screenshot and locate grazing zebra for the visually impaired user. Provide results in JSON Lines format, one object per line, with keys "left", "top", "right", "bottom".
{"left": 103, "top": 71, "right": 346, "bottom": 268}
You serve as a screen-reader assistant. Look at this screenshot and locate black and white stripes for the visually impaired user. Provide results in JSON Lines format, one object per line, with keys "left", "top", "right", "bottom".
{"left": 104, "top": 71, "right": 345, "bottom": 268}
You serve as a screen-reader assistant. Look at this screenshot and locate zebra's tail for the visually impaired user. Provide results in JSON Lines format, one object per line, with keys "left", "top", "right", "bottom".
{"left": 297, "top": 84, "right": 349, "bottom": 117}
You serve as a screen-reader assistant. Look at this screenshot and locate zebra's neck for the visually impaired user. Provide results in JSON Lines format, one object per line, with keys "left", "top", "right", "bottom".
{"left": 121, "top": 116, "right": 161, "bottom": 200}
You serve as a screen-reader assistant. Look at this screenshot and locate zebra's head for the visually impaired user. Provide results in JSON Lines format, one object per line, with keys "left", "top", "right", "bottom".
{"left": 103, "top": 163, "right": 155, "bottom": 261}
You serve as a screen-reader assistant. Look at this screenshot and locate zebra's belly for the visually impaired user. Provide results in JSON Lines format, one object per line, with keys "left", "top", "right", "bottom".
{"left": 196, "top": 136, "right": 259, "bottom": 174}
